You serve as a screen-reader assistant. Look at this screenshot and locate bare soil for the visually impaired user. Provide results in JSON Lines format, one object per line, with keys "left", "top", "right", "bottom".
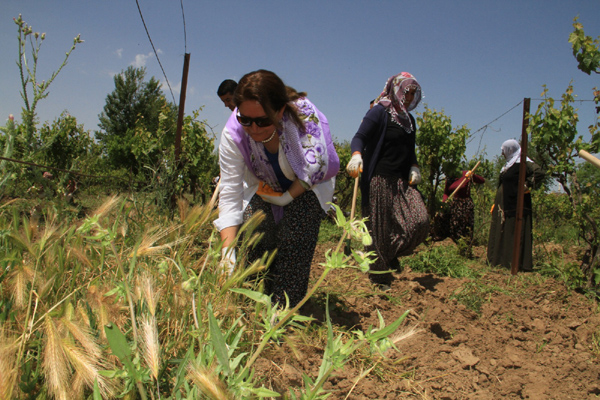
{"left": 255, "top": 241, "right": 600, "bottom": 399}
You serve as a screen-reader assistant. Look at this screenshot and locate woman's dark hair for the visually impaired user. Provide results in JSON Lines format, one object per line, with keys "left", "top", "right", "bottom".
{"left": 234, "top": 69, "right": 306, "bottom": 131}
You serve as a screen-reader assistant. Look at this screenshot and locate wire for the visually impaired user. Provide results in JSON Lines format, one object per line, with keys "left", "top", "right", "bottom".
{"left": 180, "top": 0, "right": 187, "bottom": 53}
{"left": 471, "top": 101, "right": 524, "bottom": 155}
{"left": 135, "top": 0, "right": 177, "bottom": 104}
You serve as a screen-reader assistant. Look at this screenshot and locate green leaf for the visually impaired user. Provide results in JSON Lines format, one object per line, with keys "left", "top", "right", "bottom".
{"left": 93, "top": 378, "right": 102, "bottom": 400}
{"left": 208, "top": 304, "right": 231, "bottom": 375}
{"left": 171, "top": 344, "right": 195, "bottom": 394}
{"left": 368, "top": 310, "right": 410, "bottom": 341}
{"left": 250, "top": 387, "right": 281, "bottom": 397}
{"left": 230, "top": 288, "right": 271, "bottom": 305}
{"left": 104, "top": 323, "right": 140, "bottom": 381}
{"left": 330, "top": 202, "right": 347, "bottom": 227}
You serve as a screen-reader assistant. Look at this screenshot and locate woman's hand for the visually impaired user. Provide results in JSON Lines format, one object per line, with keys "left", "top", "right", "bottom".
{"left": 409, "top": 166, "right": 422, "bottom": 185}
{"left": 260, "top": 191, "right": 293, "bottom": 206}
{"left": 346, "top": 152, "right": 363, "bottom": 178}
{"left": 257, "top": 181, "right": 293, "bottom": 206}
{"left": 220, "top": 247, "right": 236, "bottom": 275}
{"left": 257, "top": 180, "right": 305, "bottom": 207}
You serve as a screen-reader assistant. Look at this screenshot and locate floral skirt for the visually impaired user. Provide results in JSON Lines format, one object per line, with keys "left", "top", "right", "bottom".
{"left": 243, "top": 191, "right": 324, "bottom": 307}
{"left": 433, "top": 198, "right": 475, "bottom": 242}
{"left": 363, "top": 175, "right": 430, "bottom": 284}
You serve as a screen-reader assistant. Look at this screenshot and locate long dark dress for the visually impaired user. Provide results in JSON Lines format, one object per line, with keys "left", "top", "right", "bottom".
{"left": 487, "top": 161, "right": 544, "bottom": 271}
{"left": 350, "top": 106, "right": 429, "bottom": 285}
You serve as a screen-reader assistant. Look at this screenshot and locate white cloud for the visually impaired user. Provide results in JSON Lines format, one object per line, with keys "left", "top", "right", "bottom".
{"left": 130, "top": 49, "right": 163, "bottom": 68}
{"left": 131, "top": 52, "right": 154, "bottom": 68}
{"left": 115, "top": 48, "right": 123, "bottom": 58}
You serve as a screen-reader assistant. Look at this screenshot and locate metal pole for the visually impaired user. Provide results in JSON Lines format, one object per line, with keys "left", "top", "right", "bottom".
{"left": 511, "top": 98, "right": 530, "bottom": 275}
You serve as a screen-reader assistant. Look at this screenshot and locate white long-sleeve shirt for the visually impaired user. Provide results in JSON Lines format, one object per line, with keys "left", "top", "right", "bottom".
{"left": 213, "top": 126, "right": 336, "bottom": 232}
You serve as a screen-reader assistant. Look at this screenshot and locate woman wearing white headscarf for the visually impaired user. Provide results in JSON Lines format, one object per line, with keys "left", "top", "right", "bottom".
{"left": 487, "top": 139, "right": 545, "bottom": 271}
{"left": 346, "top": 72, "right": 429, "bottom": 288}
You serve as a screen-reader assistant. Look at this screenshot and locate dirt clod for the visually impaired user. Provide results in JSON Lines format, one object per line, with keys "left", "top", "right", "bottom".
{"left": 255, "top": 244, "right": 600, "bottom": 399}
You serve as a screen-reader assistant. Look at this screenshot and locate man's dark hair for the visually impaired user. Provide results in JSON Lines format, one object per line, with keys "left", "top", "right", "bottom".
{"left": 217, "top": 79, "right": 237, "bottom": 96}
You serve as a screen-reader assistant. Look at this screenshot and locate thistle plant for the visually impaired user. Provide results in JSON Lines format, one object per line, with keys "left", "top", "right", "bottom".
{"left": 13, "top": 14, "right": 83, "bottom": 148}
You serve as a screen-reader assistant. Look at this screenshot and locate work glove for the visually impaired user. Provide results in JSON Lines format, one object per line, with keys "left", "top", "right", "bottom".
{"left": 257, "top": 181, "right": 294, "bottom": 206}
{"left": 465, "top": 170, "right": 472, "bottom": 179}
{"left": 346, "top": 152, "right": 363, "bottom": 178}
{"left": 220, "top": 247, "right": 236, "bottom": 275}
{"left": 409, "top": 166, "right": 422, "bottom": 186}
{"left": 260, "top": 191, "right": 294, "bottom": 206}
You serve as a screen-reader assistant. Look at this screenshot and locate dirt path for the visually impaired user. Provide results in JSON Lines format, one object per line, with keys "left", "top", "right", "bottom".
{"left": 256, "top": 243, "right": 600, "bottom": 399}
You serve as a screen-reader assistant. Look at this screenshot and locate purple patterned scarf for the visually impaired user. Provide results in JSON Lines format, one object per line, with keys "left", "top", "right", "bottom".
{"left": 225, "top": 97, "right": 339, "bottom": 221}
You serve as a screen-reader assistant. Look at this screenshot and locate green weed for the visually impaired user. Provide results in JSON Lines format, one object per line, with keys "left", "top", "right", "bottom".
{"left": 450, "top": 281, "right": 504, "bottom": 316}
{"left": 592, "top": 328, "right": 600, "bottom": 358}
{"left": 535, "top": 247, "right": 586, "bottom": 289}
{"left": 405, "top": 244, "right": 480, "bottom": 279}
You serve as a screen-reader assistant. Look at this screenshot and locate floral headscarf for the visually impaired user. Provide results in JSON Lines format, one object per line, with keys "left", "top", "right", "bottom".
{"left": 375, "top": 72, "right": 422, "bottom": 132}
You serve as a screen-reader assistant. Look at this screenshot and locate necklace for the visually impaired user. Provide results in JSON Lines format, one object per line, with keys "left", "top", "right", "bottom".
{"left": 261, "top": 129, "right": 277, "bottom": 144}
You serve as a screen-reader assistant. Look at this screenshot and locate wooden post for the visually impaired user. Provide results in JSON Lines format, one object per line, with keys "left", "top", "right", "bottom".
{"left": 511, "top": 98, "right": 530, "bottom": 275}
{"left": 171, "top": 53, "right": 190, "bottom": 210}
{"left": 579, "top": 149, "right": 600, "bottom": 169}
{"left": 174, "top": 53, "right": 191, "bottom": 166}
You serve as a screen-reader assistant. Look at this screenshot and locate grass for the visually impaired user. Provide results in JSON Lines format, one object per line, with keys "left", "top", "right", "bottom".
{"left": 0, "top": 190, "right": 597, "bottom": 398}
{"left": 0, "top": 195, "right": 417, "bottom": 399}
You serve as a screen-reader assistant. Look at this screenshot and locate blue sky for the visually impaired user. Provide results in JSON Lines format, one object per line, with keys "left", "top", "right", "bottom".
{"left": 1, "top": 1, "right": 598, "bottom": 161}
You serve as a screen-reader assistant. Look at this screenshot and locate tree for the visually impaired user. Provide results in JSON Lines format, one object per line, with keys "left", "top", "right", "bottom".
{"left": 96, "top": 66, "right": 166, "bottom": 172}
{"left": 38, "top": 112, "right": 96, "bottom": 171}
{"left": 576, "top": 161, "right": 600, "bottom": 196}
{"left": 529, "top": 83, "right": 600, "bottom": 287}
{"left": 129, "top": 106, "right": 217, "bottom": 209}
{"left": 569, "top": 16, "right": 600, "bottom": 76}
{"left": 177, "top": 111, "right": 219, "bottom": 203}
{"left": 416, "top": 106, "right": 469, "bottom": 217}
{"left": 569, "top": 16, "right": 600, "bottom": 118}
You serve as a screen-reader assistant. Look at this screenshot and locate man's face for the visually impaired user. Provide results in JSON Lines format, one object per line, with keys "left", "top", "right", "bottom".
{"left": 219, "top": 93, "right": 236, "bottom": 111}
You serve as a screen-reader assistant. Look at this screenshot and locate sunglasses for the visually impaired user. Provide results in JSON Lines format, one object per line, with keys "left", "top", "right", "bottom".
{"left": 236, "top": 112, "right": 273, "bottom": 128}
